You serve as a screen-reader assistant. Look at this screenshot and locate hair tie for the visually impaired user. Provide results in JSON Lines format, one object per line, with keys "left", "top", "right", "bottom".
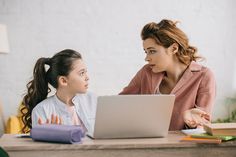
{"left": 45, "top": 58, "right": 51, "bottom": 65}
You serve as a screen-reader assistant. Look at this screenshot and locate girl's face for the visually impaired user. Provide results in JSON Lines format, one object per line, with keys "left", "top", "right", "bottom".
{"left": 143, "top": 38, "right": 173, "bottom": 73}
{"left": 66, "top": 59, "right": 89, "bottom": 94}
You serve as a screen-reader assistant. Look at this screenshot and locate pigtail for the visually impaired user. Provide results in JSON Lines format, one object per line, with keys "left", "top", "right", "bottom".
{"left": 21, "top": 58, "right": 50, "bottom": 133}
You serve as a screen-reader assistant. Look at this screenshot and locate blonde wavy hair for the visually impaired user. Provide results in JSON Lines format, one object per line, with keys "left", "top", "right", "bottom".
{"left": 141, "top": 19, "right": 203, "bottom": 65}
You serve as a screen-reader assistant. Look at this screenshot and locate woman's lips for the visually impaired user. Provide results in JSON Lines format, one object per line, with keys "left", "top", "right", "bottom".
{"left": 149, "top": 64, "right": 155, "bottom": 68}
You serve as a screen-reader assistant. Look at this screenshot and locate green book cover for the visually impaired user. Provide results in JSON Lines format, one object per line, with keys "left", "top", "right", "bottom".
{"left": 191, "top": 133, "right": 236, "bottom": 141}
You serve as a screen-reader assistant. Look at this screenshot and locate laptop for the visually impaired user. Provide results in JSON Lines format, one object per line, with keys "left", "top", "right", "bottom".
{"left": 87, "top": 95, "right": 175, "bottom": 139}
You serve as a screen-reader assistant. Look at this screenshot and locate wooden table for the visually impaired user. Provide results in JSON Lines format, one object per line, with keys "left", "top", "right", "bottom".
{"left": 0, "top": 131, "right": 235, "bottom": 157}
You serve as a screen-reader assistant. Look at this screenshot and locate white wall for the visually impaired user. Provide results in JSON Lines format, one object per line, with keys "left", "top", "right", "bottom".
{"left": 0, "top": 0, "right": 236, "bottom": 131}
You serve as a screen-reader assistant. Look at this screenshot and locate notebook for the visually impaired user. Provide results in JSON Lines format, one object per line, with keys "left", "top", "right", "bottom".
{"left": 87, "top": 95, "right": 175, "bottom": 139}
{"left": 203, "top": 123, "right": 236, "bottom": 136}
{"left": 181, "top": 128, "right": 236, "bottom": 143}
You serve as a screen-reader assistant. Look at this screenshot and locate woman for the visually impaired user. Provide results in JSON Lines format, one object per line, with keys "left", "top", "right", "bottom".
{"left": 21, "top": 49, "right": 97, "bottom": 133}
{"left": 120, "top": 19, "right": 216, "bottom": 130}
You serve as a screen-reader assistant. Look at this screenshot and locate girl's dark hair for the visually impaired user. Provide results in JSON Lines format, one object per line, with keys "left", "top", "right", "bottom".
{"left": 21, "top": 49, "right": 82, "bottom": 133}
{"left": 141, "top": 19, "right": 203, "bottom": 65}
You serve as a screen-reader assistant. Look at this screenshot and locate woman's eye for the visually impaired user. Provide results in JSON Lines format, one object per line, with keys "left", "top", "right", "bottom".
{"left": 150, "top": 50, "right": 156, "bottom": 54}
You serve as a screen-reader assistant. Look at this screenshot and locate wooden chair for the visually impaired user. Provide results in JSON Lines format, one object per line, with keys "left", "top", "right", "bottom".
{"left": 5, "top": 102, "right": 28, "bottom": 134}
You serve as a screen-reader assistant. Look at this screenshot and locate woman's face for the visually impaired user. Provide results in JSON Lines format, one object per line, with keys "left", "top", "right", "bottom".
{"left": 66, "top": 59, "right": 89, "bottom": 94}
{"left": 143, "top": 38, "right": 173, "bottom": 73}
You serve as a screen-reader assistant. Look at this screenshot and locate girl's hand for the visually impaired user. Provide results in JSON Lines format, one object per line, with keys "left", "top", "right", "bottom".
{"left": 183, "top": 108, "right": 210, "bottom": 128}
{"left": 38, "top": 114, "right": 63, "bottom": 125}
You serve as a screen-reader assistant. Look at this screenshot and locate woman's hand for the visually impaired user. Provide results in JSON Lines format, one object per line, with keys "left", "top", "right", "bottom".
{"left": 38, "top": 114, "right": 63, "bottom": 125}
{"left": 183, "top": 108, "right": 210, "bottom": 128}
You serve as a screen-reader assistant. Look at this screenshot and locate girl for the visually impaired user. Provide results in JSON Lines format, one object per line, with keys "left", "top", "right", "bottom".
{"left": 120, "top": 19, "right": 216, "bottom": 130}
{"left": 21, "top": 49, "right": 96, "bottom": 133}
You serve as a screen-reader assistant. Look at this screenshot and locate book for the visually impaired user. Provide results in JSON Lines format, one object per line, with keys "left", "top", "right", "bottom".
{"left": 181, "top": 128, "right": 236, "bottom": 143}
{"left": 203, "top": 123, "right": 236, "bottom": 136}
{"left": 191, "top": 133, "right": 236, "bottom": 141}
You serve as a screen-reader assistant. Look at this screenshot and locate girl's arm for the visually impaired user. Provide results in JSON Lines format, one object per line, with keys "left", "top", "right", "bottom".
{"left": 32, "top": 108, "right": 62, "bottom": 127}
{"left": 31, "top": 106, "right": 45, "bottom": 128}
{"left": 31, "top": 106, "right": 60, "bottom": 126}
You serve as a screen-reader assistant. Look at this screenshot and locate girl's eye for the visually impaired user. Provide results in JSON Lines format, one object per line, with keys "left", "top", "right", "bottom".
{"left": 79, "top": 70, "right": 87, "bottom": 77}
{"left": 79, "top": 71, "right": 85, "bottom": 76}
